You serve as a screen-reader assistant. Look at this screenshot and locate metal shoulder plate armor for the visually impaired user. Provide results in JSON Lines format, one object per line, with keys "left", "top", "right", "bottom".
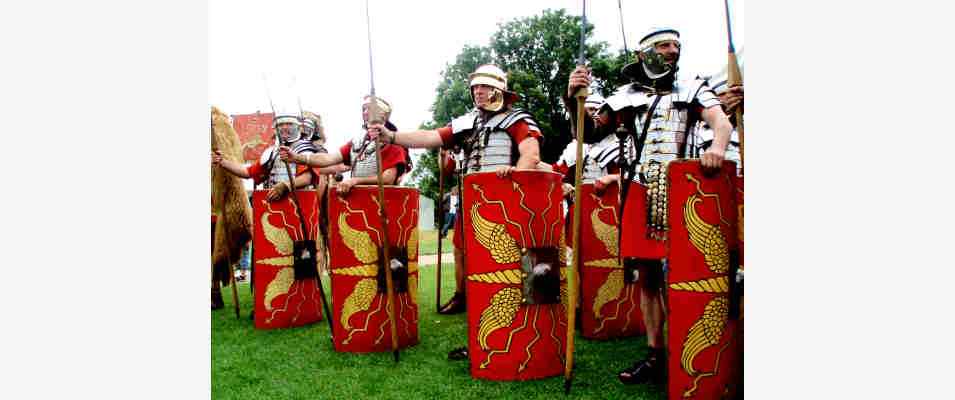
{"left": 349, "top": 135, "right": 379, "bottom": 178}
{"left": 259, "top": 140, "right": 318, "bottom": 189}
{"left": 559, "top": 134, "right": 635, "bottom": 183}
{"left": 452, "top": 108, "right": 539, "bottom": 174}
{"left": 604, "top": 76, "right": 720, "bottom": 184}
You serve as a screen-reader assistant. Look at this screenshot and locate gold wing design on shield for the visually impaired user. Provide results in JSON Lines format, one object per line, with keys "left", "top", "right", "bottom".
{"left": 593, "top": 269, "right": 624, "bottom": 319}
{"left": 681, "top": 297, "right": 729, "bottom": 376}
{"left": 672, "top": 185, "right": 733, "bottom": 393}
{"left": 261, "top": 211, "right": 296, "bottom": 310}
{"left": 591, "top": 208, "right": 618, "bottom": 257}
{"left": 478, "top": 287, "right": 522, "bottom": 350}
{"left": 262, "top": 212, "right": 293, "bottom": 256}
{"left": 264, "top": 267, "right": 294, "bottom": 312}
{"left": 685, "top": 195, "right": 729, "bottom": 274}
{"left": 471, "top": 203, "right": 521, "bottom": 264}
{"left": 341, "top": 278, "right": 378, "bottom": 330}
{"left": 339, "top": 213, "right": 379, "bottom": 264}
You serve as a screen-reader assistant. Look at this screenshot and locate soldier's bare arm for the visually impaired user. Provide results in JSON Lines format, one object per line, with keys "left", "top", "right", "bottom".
{"left": 292, "top": 171, "right": 313, "bottom": 189}
{"left": 279, "top": 146, "right": 344, "bottom": 167}
{"left": 212, "top": 150, "right": 252, "bottom": 179}
{"left": 368, "top": 124, "right": 443, "bottom": 149}
{"left": 699, "top": 105, "right": 733, "bottom": 168}
{"left": 337, "top": 167, "right": 398, "bottom": 195}
{"left": 317, "top": 164, "right": 350, "bottom": 175}
{"left": 515, "top": 137, "right": 541, "bottom": 170}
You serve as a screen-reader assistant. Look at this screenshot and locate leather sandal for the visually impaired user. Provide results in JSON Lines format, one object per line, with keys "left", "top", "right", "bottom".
{"left": 447, "top": 346, "right": 469, "bottom": 361}
{"left": 438, "top": 292, "right": 466, "bottom": 315}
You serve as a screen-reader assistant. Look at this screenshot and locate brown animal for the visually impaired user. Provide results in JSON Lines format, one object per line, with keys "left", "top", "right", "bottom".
{"left": 211, "top": 106, "right": 253, "bottom": 287}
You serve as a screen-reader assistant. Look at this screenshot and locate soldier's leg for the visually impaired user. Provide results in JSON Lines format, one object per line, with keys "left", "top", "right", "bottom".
{"left": 640, "top": 260, "right": 665, "bottom": 348}
{"left": 439, "top": 214, "right": 467, "bottom": 315}
{"left": 454, "top": 246, "right": 465, "bottom": 294}
{"left": 619, "top": 258, "right": 666, "bottom": 385}
{"left": 439, "top": 246, "right": 467, "bottom": 314}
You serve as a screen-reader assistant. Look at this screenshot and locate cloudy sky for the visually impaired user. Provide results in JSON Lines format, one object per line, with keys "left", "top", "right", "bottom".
{"left": 209, "top": 0, "right": 744, "bottom": 162}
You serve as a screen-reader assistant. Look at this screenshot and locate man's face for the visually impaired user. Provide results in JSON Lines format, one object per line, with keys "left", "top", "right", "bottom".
{"left": 585, "top": 105, "right": 600, "bottom": 124}
{"left": 362, "top": 103, "right": 388, "bottom": 124}
{"left": 277, "top": 122, "right": 294, "bottom": 141}
{"left": 586, "top": 105, "right": 609, "bottom": 127}
{"left": 471, "top": 84, "right": 496, "bottom": 108}
{"left": 653, "top": 40, "right": 681, "bottom": 65}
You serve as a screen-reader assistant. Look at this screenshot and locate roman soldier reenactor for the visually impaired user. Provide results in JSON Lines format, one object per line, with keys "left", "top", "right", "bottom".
{"left": 281, "top": 96, "right": 420, "bottom": 353}
{"left": 554, "top": 92, "right": 649, "bottom": 340}
{"left": 566, "top": 27, "right": 736, "bottom": 389}
{"left": 368, "top": 65, "right": 572, "bottom": 381}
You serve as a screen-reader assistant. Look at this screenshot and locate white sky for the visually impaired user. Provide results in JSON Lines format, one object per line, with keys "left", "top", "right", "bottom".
{"left": 209, "top": 0, "right": 744, "bottom": 163}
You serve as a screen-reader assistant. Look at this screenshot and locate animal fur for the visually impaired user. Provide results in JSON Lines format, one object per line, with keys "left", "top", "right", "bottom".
{"left": 211, "top": 106, "right": 253, "bottom": 286}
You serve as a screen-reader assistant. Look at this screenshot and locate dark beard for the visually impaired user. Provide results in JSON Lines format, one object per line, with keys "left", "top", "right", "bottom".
{"left": 634, "top": 67, "right": 678, "bottom": 93}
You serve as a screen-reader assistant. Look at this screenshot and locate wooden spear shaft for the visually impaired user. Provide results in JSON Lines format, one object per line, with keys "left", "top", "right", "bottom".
{"left": 370, "top": 95, "right": 401, "bottom": 363}
{"left": 565, "top": 85, "right": 587, "bottom": 392}
{"left": 727, "top": 51, "right": 743, "bottom": 174}
{"left": 436, "top": 149, "right": 444, "bottom": 312}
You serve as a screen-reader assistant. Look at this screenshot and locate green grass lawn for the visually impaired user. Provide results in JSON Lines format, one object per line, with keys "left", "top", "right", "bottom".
{"left": 418, "top": 229, "right": 454, "bottom": 256}
{"left": 213, "top": 265, "right": 664, "bottom": 400}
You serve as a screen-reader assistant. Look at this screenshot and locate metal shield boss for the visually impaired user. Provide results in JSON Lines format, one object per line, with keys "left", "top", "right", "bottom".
{"left": 251, "top": 190, "right": 325, "bottom": 330}
{"left": 665, "top": 160, "right": 742, "bottom": 400}
{"left": 327, "top": 186, "right": 420, "bottom": 353}
{"left": 570, "top": 182, "right": 646, "bottom": 340}
{"left": 462, "top": 170, "right": 567, "bottom": 381}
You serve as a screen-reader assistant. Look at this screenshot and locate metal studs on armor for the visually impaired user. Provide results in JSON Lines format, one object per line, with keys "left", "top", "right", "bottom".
{"left": 644, "top": 161, "right": 669, "bottom": 241}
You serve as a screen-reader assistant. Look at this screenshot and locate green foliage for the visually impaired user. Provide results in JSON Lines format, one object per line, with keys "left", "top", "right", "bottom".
{"left": 409, "top": 8, "right": 632, "bottom": 197}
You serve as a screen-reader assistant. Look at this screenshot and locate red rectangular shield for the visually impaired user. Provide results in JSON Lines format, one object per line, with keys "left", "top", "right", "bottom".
{"left": 462, "top": 170, "right": 567, "bottom": 381}
{"left": 573, "top": 182, "right": 646, "bottom": 340}
{"left": 251, "top": 190, "right": 324, "bottom": 330}
{"left": 326, "top": 186, "right": 420, "bottom": 353}
{"left": 665, "top": 160, "right": 741, "bottom": 399}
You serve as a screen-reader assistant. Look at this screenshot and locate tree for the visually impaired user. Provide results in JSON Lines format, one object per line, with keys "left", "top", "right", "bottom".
{"left": 409, "top": 8, "right": 630, "bottom": 202}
